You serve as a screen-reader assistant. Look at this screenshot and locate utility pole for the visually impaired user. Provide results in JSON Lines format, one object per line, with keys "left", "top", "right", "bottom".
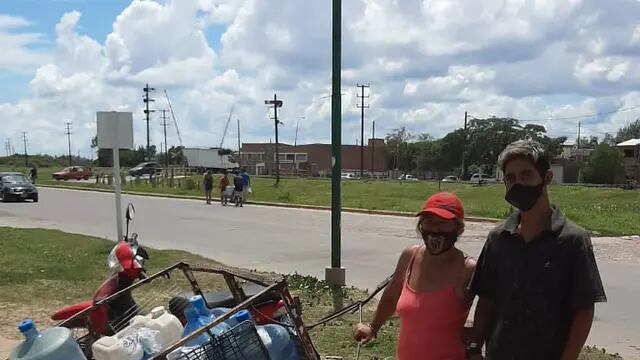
{"left": 265, "top": 94, "right": 283, "bottom": 186}
{"left": 356, "top": 83, "right": 370, "bottom": 177}
{"left": 160, "top": 109, "right": 169, "bottom": 171}
{"left": 65, "top": 122, "right": 72, "bottom": 166}
{"left": 577, "top": 121, "right": 582, "bottom": 183}
{"left": 5, "top": 139, "right": 10, "bottom": 157}
{"left": 326, "top": 0, "right": 345, "bottom": 298}
{"left": 371, "top": 120, "right": 375, "bottom": 176}
{"left": 237, "top": 119, "right": 241, "bottom": 167}
{"left": 143, "top": 84, "right": 156, "bottom": 161}
{"left": 461, "top": 111, "right": 468, "bottom": 180}
{"left": 22, "top": 132, "right": 28, "bottom": 167}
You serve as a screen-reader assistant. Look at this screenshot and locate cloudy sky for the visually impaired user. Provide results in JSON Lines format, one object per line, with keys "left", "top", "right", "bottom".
{"left": 1, "top": 0, "right": 640, "bottom": 157}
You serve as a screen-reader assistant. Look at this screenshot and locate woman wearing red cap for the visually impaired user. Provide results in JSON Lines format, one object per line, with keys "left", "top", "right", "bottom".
{"left": 354, "top": 192, "right": 476, "bottom": 360}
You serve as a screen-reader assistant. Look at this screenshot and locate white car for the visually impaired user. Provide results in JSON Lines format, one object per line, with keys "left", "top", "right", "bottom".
{"left": 398, "top": 174, "right": 419, "bottom": 181}
{"left": 470, "top": 173, "right": 498, "bottom": 184}
{"left": 341, "top": 172, "right": 359, "bottom": 180}
{"left": 442, "top": 175, "right": 459, "bottom": 183}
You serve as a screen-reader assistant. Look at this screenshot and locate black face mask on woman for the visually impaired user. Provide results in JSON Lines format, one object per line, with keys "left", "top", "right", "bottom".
{"left": 421, "top": 231, "right": 457, "bottom": 256}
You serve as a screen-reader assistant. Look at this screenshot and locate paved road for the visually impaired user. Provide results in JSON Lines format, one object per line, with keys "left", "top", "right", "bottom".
{"left": 0, "top": 187, "right": 638, "bottom": 358}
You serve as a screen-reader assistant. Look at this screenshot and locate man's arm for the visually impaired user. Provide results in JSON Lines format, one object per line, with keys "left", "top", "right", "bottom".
{"left": 561, "top": 305, "right": 594, "bottom": 360}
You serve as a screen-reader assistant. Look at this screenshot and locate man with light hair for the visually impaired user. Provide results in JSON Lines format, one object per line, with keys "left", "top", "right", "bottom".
{"left": 467, "top": 140, "right": 606, "bottom": 360}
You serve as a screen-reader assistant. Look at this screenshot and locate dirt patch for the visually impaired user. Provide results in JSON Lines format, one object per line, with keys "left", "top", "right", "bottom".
{"left": 0, "top": 302, "right": 59, "bottom": 341}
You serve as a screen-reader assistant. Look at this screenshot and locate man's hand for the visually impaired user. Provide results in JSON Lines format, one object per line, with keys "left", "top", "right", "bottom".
{"left": 353, "top": 323, "right": 376, "bottom": 345}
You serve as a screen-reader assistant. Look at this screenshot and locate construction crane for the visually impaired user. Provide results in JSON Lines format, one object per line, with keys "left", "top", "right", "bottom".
{"left": 219, "top": 106, "right": 234, "bottom": 149}
{"left": 163, "top": 90, "right": 184, "bottom": 147}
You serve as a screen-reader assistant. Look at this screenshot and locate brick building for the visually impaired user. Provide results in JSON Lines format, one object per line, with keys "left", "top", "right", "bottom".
{"left": 239, "top": 139, "right": 387, "bottom": 176}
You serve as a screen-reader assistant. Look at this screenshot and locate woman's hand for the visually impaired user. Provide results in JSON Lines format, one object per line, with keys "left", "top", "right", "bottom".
{"left": 353, "top": 323, "right": 376, "bottom": 344}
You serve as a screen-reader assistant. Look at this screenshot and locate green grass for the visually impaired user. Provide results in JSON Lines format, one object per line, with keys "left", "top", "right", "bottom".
{"left": 0, "top": 228, "right": 624, "bottom": 359}
{"left": 27, "top": 170, "right": 640, "bottom": 236}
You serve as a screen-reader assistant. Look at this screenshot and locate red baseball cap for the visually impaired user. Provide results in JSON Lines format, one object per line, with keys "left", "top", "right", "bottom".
{"left": 415, "top": 192, "right": 464, "bottom": 221}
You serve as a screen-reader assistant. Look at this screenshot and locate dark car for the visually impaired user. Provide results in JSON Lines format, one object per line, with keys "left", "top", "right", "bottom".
{"left": 0, "top": 172, "right": 38, "bottom": 202}
{"left": 128, "top": 162, "right": 162, "bottom": 177}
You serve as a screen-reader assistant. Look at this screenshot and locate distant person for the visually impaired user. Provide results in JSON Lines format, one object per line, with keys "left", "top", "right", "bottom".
{"left": 354, "top": 192, "right": 476, "bottom": 360}
{"left": 219, "top": 171, "right": 229, "bottom": 204}
{"left": 203, "top": 170, "right": 213, "bottom": 204}
{"left": 467, "top": 140, "right": 606, "bottom": 360}
{"left": 233, "top": 172, "right": 244, "bottom": 206}
{"left": 29, "top": 166, "right": 37, "bottom": 184}
{"left": 240, "top": 168, "right": 251, "bottom": 202}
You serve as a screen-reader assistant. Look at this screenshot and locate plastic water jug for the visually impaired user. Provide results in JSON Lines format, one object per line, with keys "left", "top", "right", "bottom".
{"left": 9, "top": 319, "right": 87, "bottom": 360}
{"left": 223, "top": 311, "right": 266, "bottom": 359}
{"left": 129, "top": 307, "right": 184, "bottom": 349}
{"left": 182, "top": 306, "right": 212, "bottom": 347}
{"left": 190, "top": 295, "right": 230, "bottom": 321}
{"left": 186, "top": 296, "right": 230, "bottom": 336}
{"left": 257, "top": 323, "right": 299, "bottom": 360}
{"left": 91, "top": 333, "right": 144, "bottom": 360}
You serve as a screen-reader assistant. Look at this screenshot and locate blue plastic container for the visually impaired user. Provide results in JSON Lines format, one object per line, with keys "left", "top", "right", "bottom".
{"left": 189, "top": 295, "right": 230, "bottom": 321}
{"left": 182, "top": 306, "right": 213, "bottom": 347}
{"left": 257, "top": 323, "right": 299, "bottom": 360}
{"left": 9, "top": 320, "right": 86, "bottom": 360}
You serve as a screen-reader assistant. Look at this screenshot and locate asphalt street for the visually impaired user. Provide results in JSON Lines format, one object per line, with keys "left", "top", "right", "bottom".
{"left": 0, "top": 187, "right": 638, "bottom": 358}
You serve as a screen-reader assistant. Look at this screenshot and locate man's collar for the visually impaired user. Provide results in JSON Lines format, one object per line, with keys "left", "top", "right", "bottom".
{"left": 501, "top": 205, "right": 566, "bottom": 236}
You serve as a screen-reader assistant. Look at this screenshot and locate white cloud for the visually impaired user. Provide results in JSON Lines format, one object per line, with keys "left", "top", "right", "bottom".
{"left": 0, "top": 14, "right": 51, "bottom": 71}
{"left": 2, "top": 0, "right": 640, "bottom": 157}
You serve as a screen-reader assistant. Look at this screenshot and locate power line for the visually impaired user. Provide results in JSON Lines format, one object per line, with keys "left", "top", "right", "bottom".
{"left": 468, "top": 105, "right": 640, "bottom": 123}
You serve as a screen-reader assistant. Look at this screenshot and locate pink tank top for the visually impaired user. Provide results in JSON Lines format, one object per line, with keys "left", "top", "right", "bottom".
{"left": 396, "top": 247, "right": 468, "bottom": 360}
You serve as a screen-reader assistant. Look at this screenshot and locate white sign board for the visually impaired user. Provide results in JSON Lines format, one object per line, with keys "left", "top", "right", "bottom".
{"left": 97, "top": 111, "right": 134, "bottom": 149}
{"left": 96, "top": 111, "right": 133, "bottom": 242}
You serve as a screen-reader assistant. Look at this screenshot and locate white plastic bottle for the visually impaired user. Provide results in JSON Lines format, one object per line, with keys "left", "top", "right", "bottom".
{"left": 129, "top": 307, "right": 184, "bottom": 349}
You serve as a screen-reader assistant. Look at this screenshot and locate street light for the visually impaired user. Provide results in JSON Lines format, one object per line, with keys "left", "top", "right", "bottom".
{"left": 294, "top": 116, "right": 305, "bottom": 147}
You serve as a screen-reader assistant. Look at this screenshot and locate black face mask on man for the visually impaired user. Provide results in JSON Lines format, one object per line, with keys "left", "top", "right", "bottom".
{"left": 504, "top": 182, "right": 544, "bottom": 212}
{"left": 421, "top": 231, "right": 457, "bottom": 256}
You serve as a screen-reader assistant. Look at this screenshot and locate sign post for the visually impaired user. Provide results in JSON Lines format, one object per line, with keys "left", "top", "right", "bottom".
{"left": 97, "top": 111, "right": 134, "bottom": 241}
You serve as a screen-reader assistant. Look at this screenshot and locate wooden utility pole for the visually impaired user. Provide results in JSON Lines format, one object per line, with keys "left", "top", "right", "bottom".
{"left": 143, "top": 84, "right": 155, "bottom": 161}
{"left": 461, "top": 111, "right": 468, "bottom": 180}
{"left": 371, "top": 120, "right": 375, "bottom": 175}
{"left": 160, "top": 109, "right": 169, "bottom": 171}
{"left": 65, "top": 122, "right": 72, "bottom": 166}
{"left": 22, "top": 132, "right": 28, "bottom": 167}
{"left": 357, "top": 83, "right": 370, "bottom": 177}
{"left": 265, "top": 94, "right": 283, "bottom": 186}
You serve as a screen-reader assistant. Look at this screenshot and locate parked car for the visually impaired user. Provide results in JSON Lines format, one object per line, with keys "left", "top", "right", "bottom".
{"left": 398, "top": 174, "right": 419, "bottom": 181}
{"left": 470, "top": 173, "right": 498, "bottom": 184}
{"left": 128, "top": 162, "right": 163, "bottom": 177}
{"left": 52, "top": 166, "right": 92, "bottom": 180}
{"left": 0, "top": 172, "right": 38, "bottom": 202}
{"left": 442, "top": 175, "right": 459, "bottom": 183}
{"left": 341, "top": 172, "right": 360, "bottom": 180}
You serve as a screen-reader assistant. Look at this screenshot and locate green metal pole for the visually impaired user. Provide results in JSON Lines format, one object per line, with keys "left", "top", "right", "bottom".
{"left": 331, "top": 0, "right": 342, "bottom": 270}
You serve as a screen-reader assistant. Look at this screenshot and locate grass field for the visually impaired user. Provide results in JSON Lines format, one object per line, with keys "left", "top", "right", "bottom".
{"left": 0, "top": 228, "right": 623, "bottom": 359}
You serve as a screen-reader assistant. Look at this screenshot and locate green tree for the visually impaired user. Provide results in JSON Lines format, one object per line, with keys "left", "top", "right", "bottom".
{"left": 385, "top": 127, "right": 415, "bottom": 171}
{"left": 583, "top": 143, "right": 625, "bottom": 184}
{"left": 616, "top": 119, "right": 640, "bottom": 143}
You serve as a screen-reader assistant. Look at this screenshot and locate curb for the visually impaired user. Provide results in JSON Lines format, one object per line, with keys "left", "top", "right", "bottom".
{"left": 38, "top": 184, "right": 501, "bottom": 223}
